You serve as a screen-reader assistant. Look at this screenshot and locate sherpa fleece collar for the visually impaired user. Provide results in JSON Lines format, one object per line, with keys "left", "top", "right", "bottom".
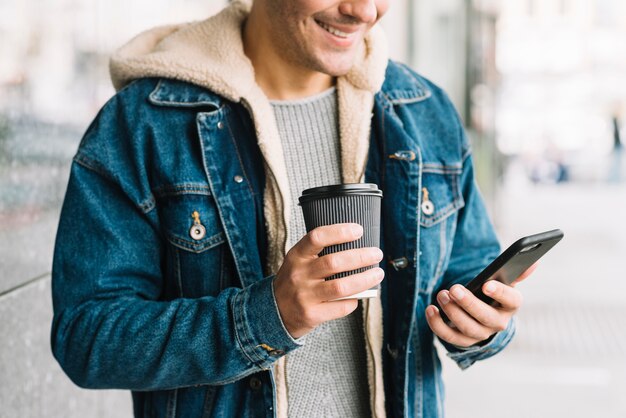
{"left": 110, "top": 2, "right": 388, "bottom": 417}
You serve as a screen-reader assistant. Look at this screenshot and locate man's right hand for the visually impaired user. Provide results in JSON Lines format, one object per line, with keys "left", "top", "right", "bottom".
{"left": 273, "top": 223, "right": 385, "bottom": 339}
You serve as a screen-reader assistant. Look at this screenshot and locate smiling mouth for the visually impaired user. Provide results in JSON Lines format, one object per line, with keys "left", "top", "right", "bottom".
{"left": 315, "top": 20, "right": 352, "bottom": 39}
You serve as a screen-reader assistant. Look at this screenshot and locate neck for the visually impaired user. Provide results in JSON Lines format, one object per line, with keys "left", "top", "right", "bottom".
{"left": 242, "top": 15, "right": 334, "bottom": 100}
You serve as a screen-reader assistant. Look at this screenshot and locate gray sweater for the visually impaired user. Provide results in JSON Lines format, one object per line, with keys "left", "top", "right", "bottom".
{"left": 271, "top": 87, "right": 370, "bottom": 418}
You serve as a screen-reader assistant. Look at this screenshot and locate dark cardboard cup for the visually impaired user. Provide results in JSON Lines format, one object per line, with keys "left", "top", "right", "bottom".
{"left": 298, "top": 183, "right": 383, "bottom": 299}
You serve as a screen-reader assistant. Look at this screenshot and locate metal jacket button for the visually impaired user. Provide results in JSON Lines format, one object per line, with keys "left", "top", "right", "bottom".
{"left": 268, "top": 349, "right": 284, "bottom": 357}
{"left": 389, "top": 150, "right": 416, "bottom": 161}
{"left": 249, "top": 377, "right": 262, "bottom": 390}
{"left": 189, "top": 211, "right": 206, "bottom": 240}
{"left": 421, "top": 187, "right": 435, "bottom": 215}
{"left": 386, "top": 344, "right": 399, "bottom": 359}
{"left": 389, "top": 257, "right": 409, "bottom": 271}
{"left": 234, "top": 175, "right": 244, "bottom": 183}
{"left": 217, "top": 121, "right": 224, "bottom": 129}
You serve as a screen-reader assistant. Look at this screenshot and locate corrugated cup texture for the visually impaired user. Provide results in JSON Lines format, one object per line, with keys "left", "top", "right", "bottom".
{"left": 299, "top": 184, "right": 382, "bottom": 288}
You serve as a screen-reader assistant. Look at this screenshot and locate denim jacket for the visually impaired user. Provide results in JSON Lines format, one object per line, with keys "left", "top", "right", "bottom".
{"left": 51, "top": 60, "right": 515, "bottom": 418}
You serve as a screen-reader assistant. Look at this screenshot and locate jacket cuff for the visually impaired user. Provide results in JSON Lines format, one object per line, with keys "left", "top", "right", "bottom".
{"left": 444, "top": 316, "right": 517, "bottom": 370}
{"left": 231, "top": 275, "right": 302, "bottom": 370}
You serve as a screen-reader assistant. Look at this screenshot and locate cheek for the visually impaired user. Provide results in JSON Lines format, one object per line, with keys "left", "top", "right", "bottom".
{"left": 375, "top": 0, "right": 390, "bottom": 21}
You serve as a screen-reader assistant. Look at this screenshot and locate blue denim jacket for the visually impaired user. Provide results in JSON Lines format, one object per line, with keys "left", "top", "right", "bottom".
{"left": 51, "top": 61, "right": 515, "bottom": 418}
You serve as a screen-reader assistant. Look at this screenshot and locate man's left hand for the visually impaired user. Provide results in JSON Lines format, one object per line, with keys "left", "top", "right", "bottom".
{"left": 425, "top": 265, "right": 536, "bottom": 348}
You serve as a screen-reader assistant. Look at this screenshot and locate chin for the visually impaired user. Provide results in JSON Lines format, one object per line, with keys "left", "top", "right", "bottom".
{"left": 315, "top": 53, "right": 359, "bottom": 77}
{"left": 321, "top": 66, "right": 352, "bottom": 77}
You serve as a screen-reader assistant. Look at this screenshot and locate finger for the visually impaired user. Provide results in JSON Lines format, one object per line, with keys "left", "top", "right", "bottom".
{"left": 311, "top": 247, "right": 383, "bottom": 278}
{"left": 511, "top": 262, "right": 538, "bottom": 286}
{"left": 446, "top": 285, "right": 509, "bottom": 331}
{"left": 315, "top": 298, "right": 359, "bottom": 322}
{"left": 316, "top": 267, "right": 385, "bottom": 301}
{"left": 294, "top": 223, "right": 363, "bottom": 257}
{"left": 425, "top": 305, "right": 480, "bottom": 348}
{"left": 482, "top": 280, "right": 523, "bottom": 311}
{"left": 438, "top": 290, "right": 496, "bottom": 341}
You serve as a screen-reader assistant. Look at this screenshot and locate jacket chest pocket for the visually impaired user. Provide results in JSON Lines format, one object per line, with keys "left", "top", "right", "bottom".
{"left": 418, "top": 169, "right": 464, "bottom": 294}
{"left": 157, "top": 188, "right": 238, "bottom": 298}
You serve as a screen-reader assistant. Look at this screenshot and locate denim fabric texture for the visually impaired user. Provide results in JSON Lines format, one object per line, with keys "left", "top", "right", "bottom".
{"left": 51, "top": 60, "right": 514, "bottom": 418}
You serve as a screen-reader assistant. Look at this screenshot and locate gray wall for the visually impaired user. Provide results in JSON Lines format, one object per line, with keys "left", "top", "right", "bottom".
{"left": 0, "top": 276, "right": 132, "bottom": 418}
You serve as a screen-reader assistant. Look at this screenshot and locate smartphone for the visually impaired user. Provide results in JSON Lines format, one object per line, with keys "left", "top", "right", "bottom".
{"left": 438, "top": 229, "right": 564, "bottom": 324}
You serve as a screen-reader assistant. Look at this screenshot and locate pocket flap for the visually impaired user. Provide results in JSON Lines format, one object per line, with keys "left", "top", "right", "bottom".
{"left": 157, "top": 188, "right": 225, "bottom": 253}
{"left": 419, "top": 170, "right": 465, "bottom": 227}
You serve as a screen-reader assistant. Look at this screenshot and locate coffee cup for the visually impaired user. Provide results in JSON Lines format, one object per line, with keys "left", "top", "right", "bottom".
{"left": 298, "top": 183, "right": 383, "bottom": 299}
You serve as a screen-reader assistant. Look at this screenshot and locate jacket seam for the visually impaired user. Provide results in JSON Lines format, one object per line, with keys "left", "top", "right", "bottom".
{"left": 383, "top": 62, "right": 433, "bottom": 104}
{"left": 149, "top": 79, "right": 223, "bottom": 109}
{"left": 73, "top": 153, "right": 115, "bottom": 182}
{"left": 73, "top": 154, "right": 156, "bottom": 215}
{"left": 387, "top": 91, "right": 433, "bottom": 105}
{"left": 153, "top": 183, "right": 212, "bottom": 198}
{"left": 166, "top": 231, "right": 225, "bottom": 254}
{"left": 422, "top": 164, "right": 462, "bottom": 174}
{"left": 225, "top": 114, "right": 256, "bottom": 198}
{"left": 232, "top": 289, "right": 268, "bottom": 368}
{"left": 462, "top": 147, "right": 472, "bottom": 163}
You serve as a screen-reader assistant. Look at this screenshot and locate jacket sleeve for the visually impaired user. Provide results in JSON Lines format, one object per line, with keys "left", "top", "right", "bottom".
{"left": 435, "top": 126, "right": 516, "bottom": 370}
{"left": 50, "top": 93, "right": 300, "bottom": 390}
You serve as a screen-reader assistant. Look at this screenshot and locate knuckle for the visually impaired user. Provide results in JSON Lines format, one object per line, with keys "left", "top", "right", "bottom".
{"left": 287, "top": 268, "right": 304, "bottom": 283}
{"left": 454, "top": 321, "right": 472, "bottom": 337}
{"left": 462, "top": 297, "right": 475, "bottom": 310}
{"left": 442, "top": 332, "right": 461, "bottom": 346}
{"left": 473, "top": 311, "right": 490, "bottom": 326}
{"left": 324, "top": 255, "right": 341, "bottom": 273}
{"left": 299, "top": 308, "right": 316, "bottom": 327}
{"left": 454, "top": 320, "right": 480, "bottom": 340}
{"left": 293, "top": 292, "right": 308, "bottom": 309}
{"left": 469, "top": 327, "right": 488, "bottom": 341}
{"left": 357, "top": 249, "right": 368, "bottom": 266}
{"left": 330, "top": 279, "right": 347, "bottom": 296}
{"left": 340, "top": 224, "right": 353, "bottom": 238}
{"left": 308, "top": 229, "right": 324, "bottom": 248}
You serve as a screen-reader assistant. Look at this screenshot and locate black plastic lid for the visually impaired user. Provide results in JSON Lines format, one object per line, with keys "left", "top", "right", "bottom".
{"left": 299, "top": 183, "right": 383, "bottom": 204}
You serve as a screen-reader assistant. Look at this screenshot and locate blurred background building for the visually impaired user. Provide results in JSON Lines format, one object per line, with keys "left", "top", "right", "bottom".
{"left": 1, "top": 0, "right": 624, "bottom": 417}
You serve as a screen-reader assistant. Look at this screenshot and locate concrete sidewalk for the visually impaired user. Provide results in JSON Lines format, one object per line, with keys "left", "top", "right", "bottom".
{"left": 440, "top": 180, "right": 626, "bottom": 417}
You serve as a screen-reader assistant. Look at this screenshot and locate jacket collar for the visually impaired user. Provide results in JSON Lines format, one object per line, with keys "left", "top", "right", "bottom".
{"left": 148, "top": 79, "right": 224, "bottom": 108}
{"left": 147, "top": 61, "right": 432, "bottom": 108}
{"left": 379, "top": 62, "right": 432, "bottom": 105}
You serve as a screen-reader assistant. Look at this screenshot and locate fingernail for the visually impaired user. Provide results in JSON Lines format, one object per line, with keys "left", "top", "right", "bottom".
{"left": 451, "top": 286, "right": 465, "bottom": 300}
{"left": 439, "top": 292, "right": 450, "bottom": 305}
{"left": 351, "top": 224, "right": 363, "bottom": 236}
{"left": 485, "top": 281, "right": 496, "bottom": 294}
{"left": 427, "top": 306, "right": 436, "bottom": 318}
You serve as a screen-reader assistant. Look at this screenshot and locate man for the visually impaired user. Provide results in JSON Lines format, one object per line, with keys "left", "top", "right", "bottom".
{"left": 51, "top": 1, "right": 527, "bottom": 417}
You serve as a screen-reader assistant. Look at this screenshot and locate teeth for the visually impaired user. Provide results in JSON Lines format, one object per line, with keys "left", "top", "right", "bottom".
{"left": 317, "top": 21, "right": 350, "bottom": 38}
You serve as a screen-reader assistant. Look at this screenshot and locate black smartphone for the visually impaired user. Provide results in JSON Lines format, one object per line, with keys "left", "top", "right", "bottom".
{"left": 438, "top": 229, "right": 564, "bottom": 324}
